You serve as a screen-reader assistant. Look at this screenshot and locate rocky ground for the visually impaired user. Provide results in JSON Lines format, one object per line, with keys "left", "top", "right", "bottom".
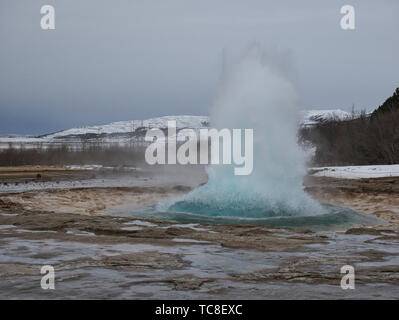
{"left": 304, "top": 175, "right": 399, "bottom": 229}
{"left": 0, "top": 166, "right": 398, "bottom": 299}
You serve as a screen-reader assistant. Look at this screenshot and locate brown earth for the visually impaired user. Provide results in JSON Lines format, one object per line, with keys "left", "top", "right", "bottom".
{"left": 0, "top": 166, "right": 398, "bottom": 299}
{"left": 305, "top": 175, "right": 399, "bottom": 229}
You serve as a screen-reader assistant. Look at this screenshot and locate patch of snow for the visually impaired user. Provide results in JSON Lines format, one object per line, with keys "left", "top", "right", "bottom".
{"left": 120, "top": 226, "right": 142, "bottom": 231}
{"left": 171, "top": 238, "right": 211, "bottom": 243}
{"left": 66, "top": 165, "right": 104, "bottom": 170}
{"left": 311, "top": 164, "right": 399, "bottom": 179}
{"left": 124, "top": 220, "right": 158, "bottom": 227}
{"left": 66, "top": 230, "right": 96, "bottom": 237}
{"left": 0, "top": 177, "right": 149, "bottom": 194}
{"left": 0, "top": 225, "right": 16, "bottom": 230}
{"left": 163, "top": 223, "right": 210, "bottom": 232}
{"left": 16, "top": 229, "right": 57, "bottom": 234}
{"left": 301, "top": 109, "right": 352, "bottom": 127}
{"left": 0, "top": 213, "right": 19, "bottom": 217}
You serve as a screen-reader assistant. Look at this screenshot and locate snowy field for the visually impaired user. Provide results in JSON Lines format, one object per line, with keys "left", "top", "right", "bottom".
{"left": 0, "top": 176, "right": 147, "bottom": 194}
{"left": 311, "top": 164, "right": 399, "bottom": 179}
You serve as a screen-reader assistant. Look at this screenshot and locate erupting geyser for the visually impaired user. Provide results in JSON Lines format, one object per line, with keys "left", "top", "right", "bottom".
{"left": 170, "top": 46, "right": 325, "bottom": 218}
{"left": 135, "top": 46, "right": 381, "bottom": 230}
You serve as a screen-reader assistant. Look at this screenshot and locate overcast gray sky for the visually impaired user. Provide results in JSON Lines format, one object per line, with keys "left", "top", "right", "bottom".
{"left": 0, "top": 0, "right": 398, "bottom": 134}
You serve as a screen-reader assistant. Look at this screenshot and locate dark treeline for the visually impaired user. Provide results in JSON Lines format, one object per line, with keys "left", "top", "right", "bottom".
{"left": 0, "top": 142, "right": 208, "bottom": 167}
{"left": 372, "top": 88, "right": 399, "bottom": 116}
{"left": 300, "top": 88, "right": 399, "bottom": 166}
{"left": 0, "top": 143, "right": 147, "bottom": 167}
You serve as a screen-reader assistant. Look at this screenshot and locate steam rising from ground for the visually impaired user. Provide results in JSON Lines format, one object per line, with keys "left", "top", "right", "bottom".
{"left": 170, "top": 46, "right": 324, "bottom": 217}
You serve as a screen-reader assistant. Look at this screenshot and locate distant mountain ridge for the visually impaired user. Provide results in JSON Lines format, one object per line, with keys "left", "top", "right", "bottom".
{"left": 0, "top": 110, "right": 352, "bottom": 144}
{"left": 43, "top": 109, "right": 351, "bottom": 139}
{"left": 40, "top": 115, "right": 209, "bottom": 140}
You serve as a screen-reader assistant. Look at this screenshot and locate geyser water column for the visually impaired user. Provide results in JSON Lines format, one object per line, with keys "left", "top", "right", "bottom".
{"left": 169, "top": 46, "right": 325, "bottom": 218}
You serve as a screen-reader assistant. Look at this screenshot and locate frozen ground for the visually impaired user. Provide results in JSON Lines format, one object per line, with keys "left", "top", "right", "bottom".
{"left": 0, "top": 209, "right": 398, "bottom": 299}
{"left": 0, "top": 165, "right": 398, "bottom": 299}
{"left": 0, "top": 176, "right": 150, "bottom": 194}
{"left": 0, "top": 165, "right": 205, "bottom": 194}
{"left": 311, "top": 165, "right": 399, "bottom": 179}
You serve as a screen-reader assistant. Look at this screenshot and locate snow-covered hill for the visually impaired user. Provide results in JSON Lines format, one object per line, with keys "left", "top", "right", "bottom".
{"left": 300, "top": 109, "right": 352, "bottom": 127}
{"left": 41, "top": 115, "right": 209, "bottom": 140}
{"left": 43, "top": 109, "right": 351, "bottom": 139}
{"left": 0, "top": 109, "right": 352, "bottom": 145}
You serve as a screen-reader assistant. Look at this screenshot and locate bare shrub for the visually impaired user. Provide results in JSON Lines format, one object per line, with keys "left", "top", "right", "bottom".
{"left": 299, "top": 109, "right": 399, "bottom": 166}
{"left": 0, "top": 143, "right": 147, "bottom": 167}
